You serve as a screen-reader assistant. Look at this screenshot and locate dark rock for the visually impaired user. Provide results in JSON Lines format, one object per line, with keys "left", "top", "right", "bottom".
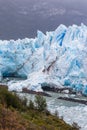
{"left": 58, "top": 97, "right": 87, "bottom": 105}
{"left": 41, "top": 83, "right": 76, "bottom": 94}
{"left": 22, "top": 87, "right": 51, "bottom": 97}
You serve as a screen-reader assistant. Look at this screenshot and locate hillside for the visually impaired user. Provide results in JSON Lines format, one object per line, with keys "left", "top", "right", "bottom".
{"left": 0, "top": 85, "right": 78, "bottom": 130}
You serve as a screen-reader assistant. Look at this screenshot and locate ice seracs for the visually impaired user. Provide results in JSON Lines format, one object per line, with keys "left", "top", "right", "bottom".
{"left": 0, "top": 24, "right": 87, "bottom": 95}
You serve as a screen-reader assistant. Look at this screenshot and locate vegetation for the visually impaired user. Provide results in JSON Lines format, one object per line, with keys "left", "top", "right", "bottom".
{"left": 0, "top": 85, "right": 79, "bottom": 130}
{"left": 35, "top": 95, "right": 47, "bottom": 111}
{"left": 28, "top": 100, "right": 34, "bottom": 109}
{"left": 0, "top": 85, "right": 26, "bottom": 111}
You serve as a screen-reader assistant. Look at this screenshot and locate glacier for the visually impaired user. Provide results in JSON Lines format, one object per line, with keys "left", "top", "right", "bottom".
{"left": 0, "top": 23, "right": 87, "bottom": 95}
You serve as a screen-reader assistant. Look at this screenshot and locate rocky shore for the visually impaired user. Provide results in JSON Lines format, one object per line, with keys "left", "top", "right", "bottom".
{"left": 41, "top": 83, "right": 76, "bottom": 94}
{"left": 58, "top": 97, "right": 87, "bottom": 105}
{"left": 22, "top": 87, "right": 51, "bottom": 97}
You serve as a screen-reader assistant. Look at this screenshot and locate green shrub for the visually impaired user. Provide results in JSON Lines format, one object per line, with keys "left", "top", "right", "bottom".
{"left": 28, "top": 100, "right": 35, "bottom": 109}
{"left": 35, "top": 95, "right": 47, "bottom": 112}
{"left": 72, "top": 122, "right": 80, "bottom": 130}
{"left": 0, "top": 85, "right": 25, "bottom": 110}
{"left": 54, "top": 110, "right": 59, "bottom": 117}
{"left": 22, "top": 97, "right": 27, "bottom": 106}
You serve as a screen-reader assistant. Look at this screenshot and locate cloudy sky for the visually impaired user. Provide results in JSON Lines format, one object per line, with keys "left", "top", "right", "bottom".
{"left": 0, "top": 0, "right": 87, "bottom": 40}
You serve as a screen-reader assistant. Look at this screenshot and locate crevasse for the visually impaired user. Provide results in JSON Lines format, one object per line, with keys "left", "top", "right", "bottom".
{"left": 1, "top": 23, "right": 87, "bottom": 95}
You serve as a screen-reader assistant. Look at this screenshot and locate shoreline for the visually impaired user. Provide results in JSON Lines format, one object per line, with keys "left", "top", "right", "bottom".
{"left": 58, "top": 96, "right": 87, "bottom": 105}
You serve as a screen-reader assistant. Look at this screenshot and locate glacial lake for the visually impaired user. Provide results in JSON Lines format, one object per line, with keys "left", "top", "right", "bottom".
{"left": 17, "top": 91, "right": 87, "bottom": 130}
{"left": 1, "top": 77, "right": 87, "bottom": 130}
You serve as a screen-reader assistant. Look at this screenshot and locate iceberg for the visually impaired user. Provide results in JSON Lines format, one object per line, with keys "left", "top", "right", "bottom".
{"left": 0, "top": 23, "right": 87, "bottom": 95}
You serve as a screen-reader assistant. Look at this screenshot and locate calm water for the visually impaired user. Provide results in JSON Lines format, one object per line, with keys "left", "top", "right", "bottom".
{"left": 0, "top": 0, "right": 87, "bottom": 40}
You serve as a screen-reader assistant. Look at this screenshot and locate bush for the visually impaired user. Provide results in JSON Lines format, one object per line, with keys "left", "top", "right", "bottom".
{"left": 72, "top": 122, "right": 80, "bottom": 130}
{"left": 0, "top": 85, "right": 26, "bottom": 110}
{"left": 54, "top": 110, "right": 59, "bottom": 117}
{"left": 28, "top": 100, "right": 35, "bottom": 109}
{"left": 45, "top": 109, "right": 51, "bottom": 116}
{"left": 35, "top": 95, "right": 47, "bottom": 112}
{"left": 22, "top": 97, "right": 27, "bottom": 106}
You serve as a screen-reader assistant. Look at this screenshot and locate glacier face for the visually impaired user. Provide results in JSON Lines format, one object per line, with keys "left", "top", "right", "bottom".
{"left": 1, "top": 23, "right": 87, "bottom": 95}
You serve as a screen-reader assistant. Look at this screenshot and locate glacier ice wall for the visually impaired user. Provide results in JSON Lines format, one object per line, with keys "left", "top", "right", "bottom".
{"left": 1, "top": 23, "right": 87, "bottom": 95}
